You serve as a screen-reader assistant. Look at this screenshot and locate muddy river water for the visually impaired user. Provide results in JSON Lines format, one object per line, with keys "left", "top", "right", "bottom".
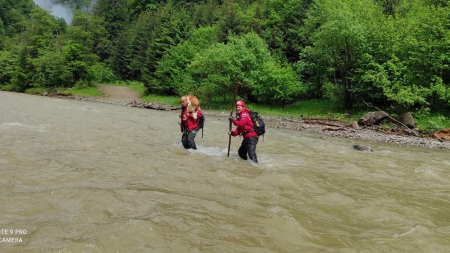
{"left": 0, "top": 91, "right": 449, "bottom": 252}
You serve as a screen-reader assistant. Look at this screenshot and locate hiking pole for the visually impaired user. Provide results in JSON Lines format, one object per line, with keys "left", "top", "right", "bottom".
{"left": 227, "top": 82, "right": 240, "bottom": 157}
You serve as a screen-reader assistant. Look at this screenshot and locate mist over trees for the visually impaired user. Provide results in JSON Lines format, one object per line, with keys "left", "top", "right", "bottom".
{"left": 0, "top": 0, "right": 449, "bottom": 112}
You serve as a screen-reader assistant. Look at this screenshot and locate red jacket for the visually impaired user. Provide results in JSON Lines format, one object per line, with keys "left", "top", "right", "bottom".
{"left": 180, "top": 107, "right": 203, "bottom": 131}
{"left": 230, "top": 108, "right": 258, "bottom": 139}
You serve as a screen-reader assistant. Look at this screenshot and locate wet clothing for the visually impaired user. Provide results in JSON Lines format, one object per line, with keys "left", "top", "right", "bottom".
{"left": 230, "top": 108, "right": 258, "bottom": 139}
{"left": 180, "top": 107, "right": 203, "bottom": 149}
{"left": 182, "top": 129, "right": 198, "bottom": 150}
{"left": 230, "top": 107, "right": 258, "bottom": 163}
{"left": 238, "top": 136, "right": 258, "bottom": 163}
{"left": 181, "top": 108, "right": 203, "bottom": 132}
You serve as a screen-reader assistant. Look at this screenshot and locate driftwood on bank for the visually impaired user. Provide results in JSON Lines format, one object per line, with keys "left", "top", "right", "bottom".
{"left": 129, "top": 100, "right": 179, "bottom": 111}
{"left": 361, "top": 100, "right": 419, "bottom": 136}
{"left": 302, "top": 117, "right": 343, "bottom": 128}
{"left": 322, "top": 126, "right": 347, "bottom": 131}
{"left": 301, "top": 117, "right": 351, "bottom": 132}
{"left": 302, "top": 117, "right": 340, "bottom": 122}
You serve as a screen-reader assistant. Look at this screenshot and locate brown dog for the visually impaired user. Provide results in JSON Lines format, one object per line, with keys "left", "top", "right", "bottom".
{"left": 185, "top": 94, "right": 200, "bottom": 120}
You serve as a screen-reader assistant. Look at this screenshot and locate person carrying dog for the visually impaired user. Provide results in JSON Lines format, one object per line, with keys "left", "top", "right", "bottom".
{"left": 228, "top": 100, "right": 258, "bottom": 163}
{"left": 180, "top": 96, "right": 203, "bottom": 150}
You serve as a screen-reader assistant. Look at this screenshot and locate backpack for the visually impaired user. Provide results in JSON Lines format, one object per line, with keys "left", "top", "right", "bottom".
{"left": 198, "top": 114, "right": 205, "bottom": 129}
{"left": 197, "top": 114, "right": 205, "bottom": 138}
{"left": 249, "top": 110, "right": 265, "bottom": 136}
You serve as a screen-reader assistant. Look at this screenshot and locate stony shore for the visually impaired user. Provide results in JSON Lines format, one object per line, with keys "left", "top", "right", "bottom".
{"left": 62, "top": 95, "right": 450, "bottom": 150}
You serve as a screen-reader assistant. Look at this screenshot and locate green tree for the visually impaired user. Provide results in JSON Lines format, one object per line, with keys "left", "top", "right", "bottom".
{"left": 93, "top": 0, "right": 130, "bottom": 62}
{"left": 188, "top": 32, "right": 303, "bottom": 105}
{"left": 374, "top": 0, "right": 402, "bottom": 15}
{"left": 0, "top": 51, "right": 26, "bottom": 91}
{"left": 191, "top": 0, "right": 220, "bottom": 27}
{"left": 0, "top": 19, "right": 5, "bottom": 49}
{"left": 153, "top": 26, "right": 219, "bottom": 95}
{"left": 261, "top": 0, "right": 311, "bottom": 62}
{"left": 215, "top": 0, "right": 246, "bottom": 42}
{"left": 143, "top": 3, "right": 194, "bottom": 92}
{"left": 0, "top": 0, "right": 34, "bottom": 35}
{"left": 302, "top": 0, "right": 393, "bottom": 109}
{"left": 113, "top": 10, "right": 158, "bottom": 80}
{"left": 381, "top": 2, "right": 450, "bottom": 111}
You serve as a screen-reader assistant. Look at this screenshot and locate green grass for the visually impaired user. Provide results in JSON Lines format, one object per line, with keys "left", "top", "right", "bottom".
{"left": 58, "top": 86, "right": 102, "bottom": 96}
{"left": 142, "top": 94, "right": 181, "bottom": 105}
{"left": 415, "top": 114, "right": 450, "bottom": 133}
{"left": 247, "top": 99, "right": 346, "bottom": 118}
{"left": 24, "top": 87, "right": 48, "bottom": 95}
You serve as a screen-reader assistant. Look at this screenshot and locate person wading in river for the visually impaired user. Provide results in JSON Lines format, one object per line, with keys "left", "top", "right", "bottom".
{"left": 228, "top": 100, "right": 258, "bottom": 163}
{"left": 180, "top": 96, "right": 203, "bottom": 150}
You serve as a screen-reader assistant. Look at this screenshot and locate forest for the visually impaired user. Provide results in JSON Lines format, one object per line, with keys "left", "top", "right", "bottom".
{"left": 0, "top": 0, "right": 449, "bottom": 114}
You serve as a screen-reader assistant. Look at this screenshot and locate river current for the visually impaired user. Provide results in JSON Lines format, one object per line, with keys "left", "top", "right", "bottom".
{"left": 0, "top": 91, "right": 449, "bottom": 252}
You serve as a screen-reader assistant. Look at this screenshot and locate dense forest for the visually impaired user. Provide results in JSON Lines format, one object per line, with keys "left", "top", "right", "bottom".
{"left": 0, "top": 0, "right": 449, "bottom": 113}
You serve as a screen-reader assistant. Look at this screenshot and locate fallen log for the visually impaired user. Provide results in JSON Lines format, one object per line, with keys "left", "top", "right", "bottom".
{"left": 129, "top": 101, "right": 179, "bottom": 111}
{"left": 303, "top": 119, "right": 344, "bottom": 128}
{"left": 322, "top": 126, "right": 346, "bottom": 131}
{"left": 361, "top": 100, "right": 419, "bottom": 136}
{"left": 302, "top": 117, "right": 340, "bottom": 121}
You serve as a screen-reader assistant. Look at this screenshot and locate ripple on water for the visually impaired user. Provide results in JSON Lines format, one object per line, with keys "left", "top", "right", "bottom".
{"left": 0, "top": 122, "right": 49, "bottom": 132}
{"left": 79, "top": 107, "right": 98, "bottom": 112}
{"left": 393, "top": 225, "right": 424, "bottom": 238}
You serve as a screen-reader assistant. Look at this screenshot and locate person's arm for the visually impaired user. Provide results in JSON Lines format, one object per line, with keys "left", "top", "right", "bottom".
{"left": 233, "top": 112, "right": 249, "bottom": 127}
{"left": 229, "top": 128, "right": 239, "bottom": 136}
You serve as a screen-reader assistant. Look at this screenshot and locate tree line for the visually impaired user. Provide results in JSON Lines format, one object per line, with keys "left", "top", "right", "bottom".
{"left": 0, "top": 0, "right": 449, "bottom": 113}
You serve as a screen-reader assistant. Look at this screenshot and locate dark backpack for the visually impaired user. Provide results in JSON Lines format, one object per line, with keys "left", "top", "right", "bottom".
{"left": 249, "top": 110, "right": 265, "bottom": 136}
{"left": 198, "top": 114, "right": 205, "bottom": 129}
{"left": 197, "top": 114, "right": 205, "bottom": 138}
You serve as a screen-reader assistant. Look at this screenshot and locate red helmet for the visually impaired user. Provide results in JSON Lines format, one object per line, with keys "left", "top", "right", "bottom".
{"left": 236, "top": 100, "right": 246, "bottom": 107}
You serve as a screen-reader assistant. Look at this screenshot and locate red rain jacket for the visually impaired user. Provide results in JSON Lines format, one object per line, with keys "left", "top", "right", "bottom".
{"left": 230, "top": 107, "right": 258, "bottom": 139}
{"left": 180, "top": 107, "right": 203, "bottom": 132}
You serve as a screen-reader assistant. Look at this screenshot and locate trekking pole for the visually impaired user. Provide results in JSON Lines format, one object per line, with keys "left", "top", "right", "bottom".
{"left": 227, "top": 82, "right": 240, "bottom": 157}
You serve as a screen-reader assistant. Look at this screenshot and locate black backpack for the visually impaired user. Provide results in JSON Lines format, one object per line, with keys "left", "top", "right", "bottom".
{"left": 197, "top": 114, "right": 205, "bottom": 137}
{"left": 249, "top": 110, "right": 265, "bottom": 137}
{"left": 198, "top": 114, "right": 205, "bottom": 129}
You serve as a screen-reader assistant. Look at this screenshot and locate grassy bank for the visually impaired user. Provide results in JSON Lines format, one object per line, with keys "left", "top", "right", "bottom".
{"left": 58, "top": 82, "right": 450, "bottom": 134}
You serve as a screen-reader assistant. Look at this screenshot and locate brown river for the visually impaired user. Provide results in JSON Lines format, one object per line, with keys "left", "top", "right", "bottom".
{"left": 1, "top": 91, "right": 449, "bottom": 252}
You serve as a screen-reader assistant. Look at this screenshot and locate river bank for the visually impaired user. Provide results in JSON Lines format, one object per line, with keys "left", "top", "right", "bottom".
{"left": 58, "top": 94, "right": 450, "bottom": 150}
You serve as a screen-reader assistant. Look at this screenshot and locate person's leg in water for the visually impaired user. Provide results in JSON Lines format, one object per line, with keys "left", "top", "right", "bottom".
{"left": 246, "top": 137, "right": 258, "bottom": 163}
{"left": 237, "top": 137, "right": 258, "bottom": 163}
{"left": 187, "top": 130, "right": 198, "bottom": 149}
{"left": 182, "top": 130, "right": 197, "bottom": 149}
{"left": 238, "top": 139, "right": 248, "bottom": 160}
{"left": 181, "top": 132, "right": 189, "bottom": 149}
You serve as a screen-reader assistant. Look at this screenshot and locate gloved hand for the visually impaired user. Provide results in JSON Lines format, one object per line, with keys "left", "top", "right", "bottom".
{"left": 229, "top": 116, "right": 234, "bottom": 123}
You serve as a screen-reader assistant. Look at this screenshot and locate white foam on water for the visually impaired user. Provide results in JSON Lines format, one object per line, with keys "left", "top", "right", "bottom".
{"left": 189, "top": 144, "right": 228, "bottom": 158}
{"left": 393, "top": 225, "right": 422, "bottom": 238}
{"left": 171, "top": 141, "right": 300, "bottom": 170}
{"left": 0, "top": 122, "right": 48, "bottom": 132}
{"left": 414, "top": 167, "right": 438, "bottom": 177}
{"left": 80, "top": 107, "right": 98, "bottom": 112}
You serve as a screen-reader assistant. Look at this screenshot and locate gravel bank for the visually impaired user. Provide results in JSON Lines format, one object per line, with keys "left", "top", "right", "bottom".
{"left": 60, "top": 95, "right": 450, "bottom": 150}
